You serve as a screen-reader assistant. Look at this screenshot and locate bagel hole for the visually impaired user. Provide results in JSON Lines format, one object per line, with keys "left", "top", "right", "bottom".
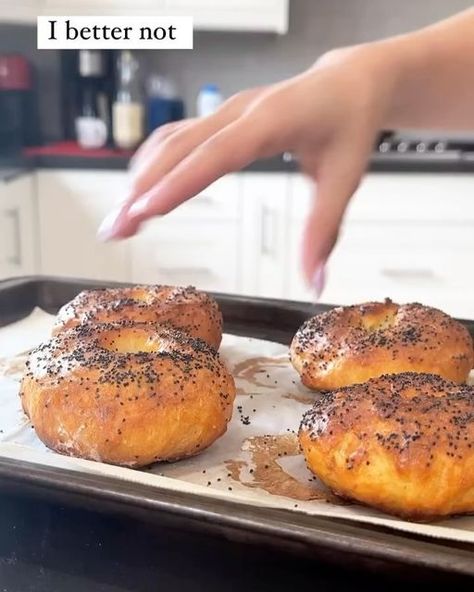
{"left": 98, "top": 329, "right": 160, "bottom": 354}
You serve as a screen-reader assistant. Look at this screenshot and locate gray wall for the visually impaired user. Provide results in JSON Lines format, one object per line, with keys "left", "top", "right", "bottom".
{"left": 146, "top": 0, "right": 474, "bottom": 115}
{"left": 1, "top": 0, "right": 473, "bottom": 137}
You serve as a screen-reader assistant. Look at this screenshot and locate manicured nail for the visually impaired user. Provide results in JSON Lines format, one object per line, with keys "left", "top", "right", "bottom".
{"left": 97, "top": 207, "right": 122, "bottom": 242}
{"left": 311, "top": 264, "right": 326, "bottom": 299}
{"left": 128, "top": 195, "right": 151, "bottom": 219}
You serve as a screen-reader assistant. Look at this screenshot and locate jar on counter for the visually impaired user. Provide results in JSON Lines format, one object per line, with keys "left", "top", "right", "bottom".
{"left": 112, "top": 50, "right": 144, "bottom": 150}
{"left": 146, "top": 75, "right": 184, "bottom": 133}
{"left": 75, "top": 84, "right": 108, "bottom": 149}
{"left": 196, "top": 84, "right": 223, "bottom": 118}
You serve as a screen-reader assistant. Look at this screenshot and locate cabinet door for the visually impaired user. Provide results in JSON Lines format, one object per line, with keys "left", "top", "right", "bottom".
{"left": 241, "top": 173, "right": 289, "bottom": 299}
{"left": 0, "top": 175, "right": 37, "bottom": 280}
{"left": 37, "top": 170, "right": 130, "bottom": 282}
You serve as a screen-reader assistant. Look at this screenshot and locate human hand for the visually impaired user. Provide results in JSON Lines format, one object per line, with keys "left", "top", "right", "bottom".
{"left": 98, "top": 46, "right": 390, "bottom": 294}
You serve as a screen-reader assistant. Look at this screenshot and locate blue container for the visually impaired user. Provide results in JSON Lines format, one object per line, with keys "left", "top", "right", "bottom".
{"left": 146, "top": 75, "right": 185, "bottom": 133}
{"left": 147, "top": 96, "right": 175, "bottom": 133}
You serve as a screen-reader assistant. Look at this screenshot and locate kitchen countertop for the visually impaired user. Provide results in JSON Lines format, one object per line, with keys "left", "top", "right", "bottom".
{"left": 3, "top": 147, "right": 474, "bottom": 178}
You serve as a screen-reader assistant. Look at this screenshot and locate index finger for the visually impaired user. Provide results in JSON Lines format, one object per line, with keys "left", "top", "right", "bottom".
{"left": 125, "top": 115, "right": 270, "bottom": 224}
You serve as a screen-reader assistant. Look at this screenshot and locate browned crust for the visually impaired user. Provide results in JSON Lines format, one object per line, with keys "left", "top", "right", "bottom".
{"left": 290, "top": 300, "right": 474, "bottom": 390}
{"left": 53, "top": 285, "right": 223, "bottom": 349}
{"left": 20, "top": 321, "right": 235, "bottom": 467}
{"left": 299, "top": 372, "right": 474, "bottom": 520}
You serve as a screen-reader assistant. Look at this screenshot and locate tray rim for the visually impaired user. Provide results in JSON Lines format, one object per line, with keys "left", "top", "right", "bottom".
{"left": 0, "top": 275, "right": 473, "bottom": 578}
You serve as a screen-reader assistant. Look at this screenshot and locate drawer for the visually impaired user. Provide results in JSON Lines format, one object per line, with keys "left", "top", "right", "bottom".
{"left": 288, "top": 173, "right": 474, "bottom": 223}
{"left": 328, "top": 224, "right": 474, "bottom": 317}
{"left": 287, "top": 220, "right": 474, "bottom": 318}
{"left": 130, "top": 220, "right": 240, "bottom": 294}
{"left": 165, "top": 174, "right": 241, "bottom": 221}
{"left": 347, "top": 174, "right": 474, "bottom": 223}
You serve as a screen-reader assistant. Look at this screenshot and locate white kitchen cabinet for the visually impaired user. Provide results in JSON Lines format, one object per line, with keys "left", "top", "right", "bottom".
{"left": 287, "top": 173, "right": 474, "bottom": 318}
{"left": 41, "top": 1, "right": 166, "bottom": 16}
{"left": 40, "top": 0, "right": 289, "bottom": 33}
{"left": 166, "top": 0, "right": 289, "bottom": 34}
{"left": 37, "top": 170, "right": 130, "bottom": 282}
{"left": 25, "top": 167, "right": 474, "bottom": 319}
{"left": 0, "top": 173, "right": 37, "bottom": 280}
{"left": 240, "top": 173, "right": 290, "bottom": 298}
{"left": 130, "top": 174, "right": 242, "bottom": 292}
{"left": 0, "top": 0, "right": 40, "bottom": 23}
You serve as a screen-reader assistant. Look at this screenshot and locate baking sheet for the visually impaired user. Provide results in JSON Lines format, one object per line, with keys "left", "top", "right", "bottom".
{"left": 0, "top": 308, "right": 473, "bottom": 544}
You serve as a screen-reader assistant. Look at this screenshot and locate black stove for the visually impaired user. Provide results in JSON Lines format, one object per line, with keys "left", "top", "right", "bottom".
{"left": 375, "top": 130, "right": 474, "bottom": 162}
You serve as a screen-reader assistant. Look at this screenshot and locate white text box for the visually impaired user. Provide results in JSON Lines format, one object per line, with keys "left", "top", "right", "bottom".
{"left": 38, "top": 16, "right": 193, "bottom": 49}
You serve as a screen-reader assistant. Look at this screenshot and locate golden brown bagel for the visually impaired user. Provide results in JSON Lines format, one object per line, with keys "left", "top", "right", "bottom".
{"left": 290, "top": 300, "right": 473, "bottom": 390}
{"left": 53, "top": 285, "right": 223, "bottom": 349}
{"left": 20, "top": 321, "right": 235, "bottom": 467}
{"left": 299, "top": 372, "right": 474, "bottom": 520}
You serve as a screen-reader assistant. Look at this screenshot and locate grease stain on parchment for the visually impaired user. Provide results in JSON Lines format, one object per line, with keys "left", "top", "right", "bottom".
{"left": 282, "top": 392, "right": 315, "bottom": 405}
{"left": 225, "top": 434, "right": 342, "bottom": 504}
{"left": 232, "top": 356, "right": 289, "bottom": 390}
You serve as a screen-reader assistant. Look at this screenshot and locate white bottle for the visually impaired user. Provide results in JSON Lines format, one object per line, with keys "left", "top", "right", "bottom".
{"left": 196, "top": 84, "right": 223, "bottom": 118}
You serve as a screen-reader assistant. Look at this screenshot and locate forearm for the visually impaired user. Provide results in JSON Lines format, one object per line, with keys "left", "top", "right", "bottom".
{"left": 355, "top": 8, "right": 474, "bottom": 130}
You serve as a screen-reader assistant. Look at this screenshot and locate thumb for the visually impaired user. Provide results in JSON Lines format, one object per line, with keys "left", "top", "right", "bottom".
{"left": 301, "top": 149, "right": 367, "bottom": 294}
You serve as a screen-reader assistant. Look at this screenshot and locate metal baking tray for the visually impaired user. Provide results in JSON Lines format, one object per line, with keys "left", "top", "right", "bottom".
{"left": 0, "top": 276, "right": 472, "bottom": 581}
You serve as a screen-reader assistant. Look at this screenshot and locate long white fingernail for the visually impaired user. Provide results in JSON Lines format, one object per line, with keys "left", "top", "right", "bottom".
{"left": 97, "top": 207, "right": 122, "bottom": 242}
{"left": 311, "top": 264, "right": 326, "bottom": 299}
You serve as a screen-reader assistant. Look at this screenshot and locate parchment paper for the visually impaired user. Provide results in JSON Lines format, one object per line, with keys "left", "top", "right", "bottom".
{"left": 0, "top": 309, "right": 472, "bottom": 544}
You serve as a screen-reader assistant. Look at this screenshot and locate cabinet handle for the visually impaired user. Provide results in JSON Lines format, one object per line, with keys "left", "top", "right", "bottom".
{"left": 4, "top": 208, "right": 21, "bottom": 267}
{"left": 156, "top": 266, "right": 214, "bottom": 278}
{"left": 381, "top": 268, "right": 436, "bottom": 280}
{"left": 260, "top": 205, "right": 276, "bottom": 256}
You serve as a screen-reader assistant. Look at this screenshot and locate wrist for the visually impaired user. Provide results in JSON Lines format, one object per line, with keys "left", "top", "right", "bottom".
{"left": 318, "top": 34, "right": 432, "bottom": 131}
{"left": 366, "top": 33, "right": 435, "bottom": 128}
{"left": 315, "top": 42, "right": 403, "bottom": 130}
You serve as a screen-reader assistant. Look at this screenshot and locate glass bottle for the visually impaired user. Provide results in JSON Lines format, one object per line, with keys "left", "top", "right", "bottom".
{"left": 112, "top": 50, "right": 144, "bottom": 150}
